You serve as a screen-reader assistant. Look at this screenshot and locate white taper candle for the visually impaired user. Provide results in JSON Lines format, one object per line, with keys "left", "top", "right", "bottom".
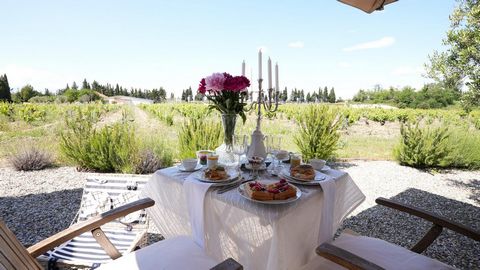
{"left": 258, "top": 50, "right": 262, "bottom": 80}
{"left": 268, "top": 57, "right": 272, "bottom": 89}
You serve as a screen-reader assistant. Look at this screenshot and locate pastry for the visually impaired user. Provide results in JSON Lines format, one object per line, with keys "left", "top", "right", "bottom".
{"left": 204, "top": 166, "right": 228, "bottom": 181}
{"left": 290, "top": 164, "right": 315, "bottom": 181}
{"left": 245, "top": 179, "right": 297, "bottom": 201}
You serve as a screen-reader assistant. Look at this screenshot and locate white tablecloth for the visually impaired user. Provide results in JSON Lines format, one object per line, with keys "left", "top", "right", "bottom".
{"left": 142, "top": 166, "right": 365, "bottom": 270}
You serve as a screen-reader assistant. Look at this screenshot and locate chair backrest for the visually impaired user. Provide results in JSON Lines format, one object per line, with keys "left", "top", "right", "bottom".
{"left": 0, "top": 220, "right": 42, "bottom": 270}
{"left": 78, "top": 176, "right": 149, "bottom": 227}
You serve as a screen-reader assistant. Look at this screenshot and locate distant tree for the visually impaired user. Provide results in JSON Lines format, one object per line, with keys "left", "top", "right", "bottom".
{"left": 323, "top": 87, "right": 328, "bottom": 102}
{"left": 300, "top": 89, "right": 305, "bottom": 103}
{"left": 328, "top": 87, "right": 336, "bottom": 103}
{"left": 170, "top": 92, "right": 175, "bottom": 100}
{"left": 82, "top": 79, "right": 90, "bottom": 89}
{"left": 19, "top": 85, "right": 39, "bottom": 102}
{"left": 0, "top": 74, "right": 12, "bottom": 102}
{"left": 282, "top": 87, "right": 288, "bottom": 102}
{"left": 315, "top": 87, "right": 321, "bottom": 102}
{"left": 44, "top": 88, "right": 51, "bottom": 96}
{"left": 71, "top": 81, "right": 78, "bottom": 90}
{"left": 91, "top": 80, "right": 100, "bottom": 91}
{"left": 306, "top": 92, "right": 311, "bottom": 103}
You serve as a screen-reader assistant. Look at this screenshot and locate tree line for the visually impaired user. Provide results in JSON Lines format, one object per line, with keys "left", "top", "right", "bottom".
{"left": 352, "top": 84, "right": 459, "bottom": 109}
{"left": 0, "top": 77, "right": 169, "bottom": 103}
{"left": 180, "top": 85, "right": 339, "bottom": 103}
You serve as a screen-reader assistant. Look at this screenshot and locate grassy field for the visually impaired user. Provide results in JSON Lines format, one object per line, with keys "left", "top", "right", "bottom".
{"left": 1, "top": 102, "right": 479, "bottom": 167}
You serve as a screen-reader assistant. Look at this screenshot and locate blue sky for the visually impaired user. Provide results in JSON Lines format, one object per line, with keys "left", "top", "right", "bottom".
{"left": 0, "top": 0, "right": 455, "bottom": 99}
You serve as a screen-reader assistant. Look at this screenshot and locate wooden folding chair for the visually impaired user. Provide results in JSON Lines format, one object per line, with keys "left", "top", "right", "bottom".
{"left": 0, "top": 198, "right": 242, "bottom": 270}
{"left": 315, "top": 197, "right": 480, "bottom": 270}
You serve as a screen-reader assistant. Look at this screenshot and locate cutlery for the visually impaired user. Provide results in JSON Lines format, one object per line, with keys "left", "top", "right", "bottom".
{"left": 217, "top": 178, "right": 253, "bottom": 194}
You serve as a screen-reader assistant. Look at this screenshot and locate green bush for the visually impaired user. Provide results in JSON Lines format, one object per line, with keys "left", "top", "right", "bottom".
{"left": 60, "top": 108, "right": 137, "bottom": 173}
{"left": 17, "top": 104, "right": 47, "bottom": 123}
{"left": 445, "top": 128, "right": 480, "bottom": 169}
{"left": 394, "top": 123, "right": 451, "bottom": 168}
{"left": 294, "top": 105, "right": 342, "bottom": 160}
{"left": 178, "top": 117, "right": 222, "bottom": 159}
{"left": 137, "top": 136, "right": 174, "bottom": 169}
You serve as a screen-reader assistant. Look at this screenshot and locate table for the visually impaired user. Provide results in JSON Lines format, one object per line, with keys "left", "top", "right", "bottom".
{"left": 142, "top": 166, "right": 365, "bottom": 270}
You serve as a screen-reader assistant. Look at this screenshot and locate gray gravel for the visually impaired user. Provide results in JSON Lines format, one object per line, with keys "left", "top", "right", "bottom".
{"left": 0, "top": 162, "right": 479, "bottom": 269}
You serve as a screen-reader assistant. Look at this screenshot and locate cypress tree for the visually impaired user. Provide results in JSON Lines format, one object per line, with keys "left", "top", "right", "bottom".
{"left": 0, "top": 74, "right": 12, "bottom": 102}
{"left": 328, "top": 87, "right": 336, "bottom": 103}
{"left": 323, "top": 87, "right": 328, "bottom": 102}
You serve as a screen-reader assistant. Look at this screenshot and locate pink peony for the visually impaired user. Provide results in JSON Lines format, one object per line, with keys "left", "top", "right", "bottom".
{"left": 205, "top": 73, "right": 225, "bottom": 92}
{"left": 224, "top": 75, "right": 250, "bottom": 92}
{"left": 198, "top": 78, "right": 206, "bottom": 94}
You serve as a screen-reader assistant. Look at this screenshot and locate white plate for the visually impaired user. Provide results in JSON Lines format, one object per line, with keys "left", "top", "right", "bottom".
{"left": 280, "top": 168, "right": 327, "bottom": 186}
{"left": 318, "top": 165, "right": 331, "bottom": 172}
{"left": 244, "top": 163, "right": 267, "bottom": 171}
{"left": 177, "top": 164, "right": 203, "bottom": 172}
{"left": 210, "top": 177, "right": 243, "bottom": 187}
{"left": 193, "top": 170, "right": 240, "bottom": 183}
{"left": 238, "top": 182, "right": 301, "bottom": 204}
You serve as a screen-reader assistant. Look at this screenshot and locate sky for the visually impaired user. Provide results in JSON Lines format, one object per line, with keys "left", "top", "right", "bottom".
{"left": 0, "top": 0, "right": 456, "bottom": 99}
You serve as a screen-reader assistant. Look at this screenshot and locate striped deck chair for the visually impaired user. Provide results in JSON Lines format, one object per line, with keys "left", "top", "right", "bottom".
{"left": 38, "top": 175, "right": 150, "bottom": 269}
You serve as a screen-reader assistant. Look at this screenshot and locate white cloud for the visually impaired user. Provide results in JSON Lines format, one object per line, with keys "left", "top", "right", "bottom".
{"left": 288, "top": 41, "right": 304, "bottom": 48}
{"left": 343, "top": 36, "right": 395, "bottom": 52}
{"left": 338, "top": 62, "right": 352, "bottom": 68}
{"left": 391, "top": 66, "right": 423, "bottom": 76}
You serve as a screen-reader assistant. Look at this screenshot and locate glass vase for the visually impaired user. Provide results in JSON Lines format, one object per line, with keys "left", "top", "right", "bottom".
{"left": 221, "top": 114, "right": 237, "bottom": 152}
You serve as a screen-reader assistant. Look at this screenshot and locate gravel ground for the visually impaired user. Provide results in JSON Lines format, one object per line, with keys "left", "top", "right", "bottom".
{"left": 0, "top": 162, "right": 479, "bottom": 269}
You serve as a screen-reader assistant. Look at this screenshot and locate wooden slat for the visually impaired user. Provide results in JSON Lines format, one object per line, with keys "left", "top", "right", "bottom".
{"left": 0, "top": 220, "right": 42, "bottom": 270}
{"left": 210, "top": 258, "right": 243, "bottom": 270}
{"left": 27, "top": 197, "right": 154, "bottom": 258}
{"left": 375, "top": 197, "right": 480, "bottom": 241}
{"left": 411, "top": 224, "right": 443, "bottom": 253}
{"left": 316, "top": 243, "right": 385, "bottom": 270}
{"left": 91, "top": 228, "right": 122, "bottom": 259}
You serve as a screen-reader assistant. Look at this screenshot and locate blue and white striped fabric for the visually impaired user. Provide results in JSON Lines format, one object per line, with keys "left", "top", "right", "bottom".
{"left": 38, "top": 175, "right": 150, "bottom": 267}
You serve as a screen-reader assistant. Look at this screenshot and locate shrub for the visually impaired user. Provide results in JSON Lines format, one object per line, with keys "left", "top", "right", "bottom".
{"left": 178, "top": 117, "right": 222, "bottom": 159}
{"left": 294, "top": 105, "right": 342, "bottom": 161}
{"left": 394, "top": 123, "right": 451, "bottom": 168}
{"left": 137, "top": 136, "right": 175, "bottom": 171}
{"left": 135, "top": 150, "right": 163, "bottom": 174}
{"left": 60, "top": 108, "right": 137, "bottom": 173}
{"left": 10, "top": 148, "right": 53, "bottom": 171}
{"left": 445, "top": 128, "right": 480, "bottom": 169}
{"left": 16, "top": 104, "right": 47, "bottom": 123}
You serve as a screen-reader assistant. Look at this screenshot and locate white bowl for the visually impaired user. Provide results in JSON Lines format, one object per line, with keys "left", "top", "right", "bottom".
{"left": 182, "top": 158, "right": 198, "bottom": 171}
{"left": 309, "top": 159, "right": 326, "bottom": 170}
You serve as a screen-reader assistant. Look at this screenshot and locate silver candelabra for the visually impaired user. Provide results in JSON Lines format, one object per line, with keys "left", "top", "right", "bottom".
{"left": 246, "top": 78, "right": 279, "bottom": 158}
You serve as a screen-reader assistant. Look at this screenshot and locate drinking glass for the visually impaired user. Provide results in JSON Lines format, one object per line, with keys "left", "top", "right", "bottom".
{"left": 248, "top": 156, "right": 264, "bottom": 179}
{"left": 233, "top": 135, "right": 247, "bottom": 174}
{"left": 266, "top": 135, "right": 281, "bottom": 174}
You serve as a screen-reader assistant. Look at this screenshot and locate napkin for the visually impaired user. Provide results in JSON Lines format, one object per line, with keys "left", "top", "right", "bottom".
{"left": 316, "top": 169, "right": 346, "bottom": 244}
{"left": 183, "top": 174, "right": 213, "bottom": 248}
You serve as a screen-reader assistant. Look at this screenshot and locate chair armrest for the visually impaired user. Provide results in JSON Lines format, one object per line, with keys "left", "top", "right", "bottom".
{"left": 375, "top": 197, "right": 480, "bottom": 241}
{"left": 316, "top": 243, "right": 385, "bottom": 270}
{"left": 27, "top": 197, "right": 155, "bottom": 258}
{"left": 210, "top": 258, "right": 243, "bottom": 270}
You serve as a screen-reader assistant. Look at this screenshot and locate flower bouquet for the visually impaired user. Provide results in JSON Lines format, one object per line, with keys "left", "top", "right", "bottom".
{"left": 198, "top": 73, "right": 250, "bottom": 148}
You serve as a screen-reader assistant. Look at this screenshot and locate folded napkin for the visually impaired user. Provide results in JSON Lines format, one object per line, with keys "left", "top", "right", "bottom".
{"left": 316, "top": 169, "right": 346, "bottom": 244}
{"left": 183, "top": 174, "right": 213, "bottom": 247}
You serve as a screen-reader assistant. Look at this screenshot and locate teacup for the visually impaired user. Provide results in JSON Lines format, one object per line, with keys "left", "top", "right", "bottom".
{"left": 207, "top": 154, "right": 219, "bottom": 169}
{"left": 182, "top": 158, "right": 198, "bottom": 171}
{"left": 310, "top": 159, "right": 326, "bottom": 170}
